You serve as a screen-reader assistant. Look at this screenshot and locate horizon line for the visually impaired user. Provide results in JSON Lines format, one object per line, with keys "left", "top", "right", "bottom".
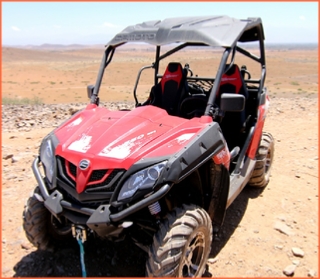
{"left": 2, "top": 42, "right": 319, "bottom": 47}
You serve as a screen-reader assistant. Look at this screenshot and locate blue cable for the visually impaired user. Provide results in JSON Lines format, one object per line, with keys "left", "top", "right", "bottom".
{"left": 77, "top": 238, "right": 87, "bottom": 277}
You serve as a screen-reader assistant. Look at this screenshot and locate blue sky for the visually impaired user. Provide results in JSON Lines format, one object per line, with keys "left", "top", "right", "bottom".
{"left": 2, "top": 2, "right": 318, "bottom": 45}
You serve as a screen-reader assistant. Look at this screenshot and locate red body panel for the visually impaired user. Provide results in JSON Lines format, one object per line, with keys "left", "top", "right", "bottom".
{"left": 53, "top": 105, "right": 216, "bottom": 193}
{"left": 247, "top": 95, "right": 270, "bottom": 159}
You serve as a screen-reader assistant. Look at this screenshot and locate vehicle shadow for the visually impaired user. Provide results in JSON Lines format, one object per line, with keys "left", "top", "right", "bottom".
{"left": 210, "top": 185, "right": 265, "bottom": 258}
{"left": 13, "top": 236, "right": 147, "bottom": 277}
{"left": 13, "top": 186, "right": 265, "bottom": 277}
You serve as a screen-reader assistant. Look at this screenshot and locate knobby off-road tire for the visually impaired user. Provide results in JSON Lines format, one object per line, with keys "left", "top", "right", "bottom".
{"left": 146, "top": 204, "right": 212, "bottom": 277}
{"left": 248, "top": 132, "right": 275, "bottom": 187}
{"left": 23, "top": 186, "right": 72, "bottom": 250}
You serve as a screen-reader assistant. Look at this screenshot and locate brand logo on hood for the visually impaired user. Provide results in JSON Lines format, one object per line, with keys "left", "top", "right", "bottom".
{"left": 79, "top": 159, "right": 90, "bottom": 170}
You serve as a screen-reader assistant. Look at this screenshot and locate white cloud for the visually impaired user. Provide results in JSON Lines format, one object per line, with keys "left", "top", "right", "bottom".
{"left": 11, "top": 26, "right": 20, "bottom": 31}
{"left": 299, "top": 16, "right": 306, "bottom": 20}
{"left": 103, "top": 22, "right": 117, "bottom": 28}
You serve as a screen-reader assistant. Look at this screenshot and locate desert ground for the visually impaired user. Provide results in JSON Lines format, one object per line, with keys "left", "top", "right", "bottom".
{"left": 1, "top": 44, "right": 318, "bottom": 277}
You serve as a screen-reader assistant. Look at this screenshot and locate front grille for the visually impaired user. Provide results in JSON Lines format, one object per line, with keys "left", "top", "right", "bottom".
{"left": 85, "top": 176, "right": 123, "bottom": 193}
{"left": 57, "top": 156, "right": 76, "bottom": 188}
{"left": 88, "top": 169, "right": 108, "bottom": 182}
{"left": 85, "top": 169, "right": 125, "bottom": 193}
{"left": 56, "top": 155, "right": 125, "bottom": 194}
{"left": 64, "top": 190, "right": 105, "bottom": 208}
{"left": 69, "top": 162, "right": 77, "bottom": 178}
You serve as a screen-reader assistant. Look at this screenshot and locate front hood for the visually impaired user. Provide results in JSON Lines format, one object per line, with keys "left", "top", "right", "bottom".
{"left": 52, "top": 104, "right": 212, "bottom": 193}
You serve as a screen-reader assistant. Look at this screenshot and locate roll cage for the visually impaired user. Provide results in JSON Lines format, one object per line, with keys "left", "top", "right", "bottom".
{"left": 89, "top": 16, "right": 266, "bottom": 119}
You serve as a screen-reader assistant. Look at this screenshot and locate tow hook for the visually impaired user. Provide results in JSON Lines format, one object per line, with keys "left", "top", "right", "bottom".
{"left": 72, "top": 225, "right": 87, "bottom": 277}
{"left": 72, "top": 225, "right": 87, "bottom": 242}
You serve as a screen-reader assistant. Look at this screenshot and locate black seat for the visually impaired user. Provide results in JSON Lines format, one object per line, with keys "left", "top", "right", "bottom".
{"left": 148, "top": 62, "right": 188, "bottom": 116}
{"left": 217, "top": 64, "right": 249, "bottom": 151}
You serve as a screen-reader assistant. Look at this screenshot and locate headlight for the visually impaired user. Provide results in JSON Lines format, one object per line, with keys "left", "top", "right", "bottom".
{"left": 40, "top": 139, "right": 55, "bottom": 184}
{"left": 118, "top": 161, "right": 167, "bottom": 201}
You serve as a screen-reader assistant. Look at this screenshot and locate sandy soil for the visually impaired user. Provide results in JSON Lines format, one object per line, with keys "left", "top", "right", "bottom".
{"left": 1, "top": 45, "right": 319, "bottom": 277}
{"left": 2, "top": 46, "right": 318, "bottom": 104}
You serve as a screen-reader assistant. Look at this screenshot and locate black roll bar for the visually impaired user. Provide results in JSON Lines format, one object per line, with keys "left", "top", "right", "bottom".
{"left": 133, "top": 64, "right": 154, "bottom": 106}
{"left": 204, "top": 48, "right": 231, "bottom": 116}
{"left": 91, "top": 46, "right": 116, "bottom": 105}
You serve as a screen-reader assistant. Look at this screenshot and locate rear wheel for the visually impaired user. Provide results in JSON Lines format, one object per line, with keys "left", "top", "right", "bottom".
{"left": 23, "top": 186, "right": 72, "bottom": 250}
{"left": 146, "top": 204, "right": 212, "bottom": 277}
{"left": 248, "top": 132, "right": 275, "bottom": 187}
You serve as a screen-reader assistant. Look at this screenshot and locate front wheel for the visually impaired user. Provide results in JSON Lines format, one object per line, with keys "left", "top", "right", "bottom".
{"left": 146, "top": 204, "right": 212, "bottom": 277}
{"left": 22, "top": 186, "right": 72, "bottom": 250}
{"left": 248, "top": 132, "right": 275, "bottom": 187}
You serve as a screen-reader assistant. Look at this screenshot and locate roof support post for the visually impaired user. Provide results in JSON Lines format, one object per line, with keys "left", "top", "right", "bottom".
{"left": 204, "top": 48, "right": 231, "bottom": 116}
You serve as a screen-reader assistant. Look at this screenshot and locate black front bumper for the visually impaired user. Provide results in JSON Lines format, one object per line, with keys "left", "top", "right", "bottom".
{"left": 32, "top": 157, "right": 171, "bottom": 237}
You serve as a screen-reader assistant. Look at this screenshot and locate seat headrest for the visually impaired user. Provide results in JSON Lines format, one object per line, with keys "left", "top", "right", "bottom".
{"left": 220, "top": 64, "right": 243, "bottom": 94}
{"left": 161, "top": 62, "right": 184, "bottom": 92}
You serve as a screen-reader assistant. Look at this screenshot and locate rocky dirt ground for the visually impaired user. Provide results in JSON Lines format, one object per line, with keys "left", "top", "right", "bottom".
{"left": 1, "top": 96, "right": 318, "bottom": 277}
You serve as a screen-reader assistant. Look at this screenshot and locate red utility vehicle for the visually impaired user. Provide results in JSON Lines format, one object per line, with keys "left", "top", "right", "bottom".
{"left": 23, "top": 16, "right": 274, "bottom": 277}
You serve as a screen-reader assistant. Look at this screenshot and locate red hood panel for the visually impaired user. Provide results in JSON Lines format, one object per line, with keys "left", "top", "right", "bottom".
{"left": 54, "top": 105, "right": 210, "bottom": 170}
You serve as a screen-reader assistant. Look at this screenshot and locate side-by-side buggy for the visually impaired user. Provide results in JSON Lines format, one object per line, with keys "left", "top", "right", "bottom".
{"left": 23, "top": 16, "right": 274, "bottom": 277}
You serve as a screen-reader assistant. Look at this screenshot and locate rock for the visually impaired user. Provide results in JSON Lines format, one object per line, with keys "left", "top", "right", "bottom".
{"left": 292, "top": 260, "right": 300, "bottom": 266}
{"left": 11, "top": 156, "right": 20, "bottom": 163}
{"left": 21, "top": 242, "right": 32, "bottom": 250}
{"left": 2, "top": 267, "right": 12, "bottom": 275}
{"left": 283, "top": 264, "right": 296, "bottom": 276}
{"left": 274, "top": 245, "right": 283, "bottom": 250}
{"left": 274, "top": 221, "right": 292, "bottom": 236}
{"left": 207, "top": 257, "right": 218, "bottom": 264}
{"left": 308, "top": 269, "right": 316, "bottom": 277}
{"left": 292, "top": 247, "right": 305, "bottom": 257}
{"left": 6, "top": 174, "right": 18, "bottom": 180}
{"left": 3, "top": 154, "right": 14, "bottom": 160}
{"left": 17, "top": 122, "right": 26, "bottom": 127}
{"left": 69, "top": 107, "right": 80, "bottom": 115}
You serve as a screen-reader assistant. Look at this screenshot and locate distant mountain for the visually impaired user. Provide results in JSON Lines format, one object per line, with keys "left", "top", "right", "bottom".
{"left": 265, "top": 42, "right": 318, "bottom": 50}
{"left": 2, "top": 42, "right": 318, "bottom": 52}
{"left": 2, "top": 44, "right": 106, "bottom": 51}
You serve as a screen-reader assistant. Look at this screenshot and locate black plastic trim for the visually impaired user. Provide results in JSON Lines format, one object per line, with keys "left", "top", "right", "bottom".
{"left": 57, "top": 177, "right": 113, "bottom": 202}
{"left": 112, "top": 122, "right": 226, "bottom": 205}
{"left": 164, "top": 122, "right": 225, "bottom": 183}
{"left": 32, "top": 157, "right": 172, "bottom": 224}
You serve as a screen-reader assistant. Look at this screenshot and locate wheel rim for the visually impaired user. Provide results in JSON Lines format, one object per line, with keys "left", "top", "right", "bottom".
{"left": 180, "top": 231, "right": 205, "bottom": 277}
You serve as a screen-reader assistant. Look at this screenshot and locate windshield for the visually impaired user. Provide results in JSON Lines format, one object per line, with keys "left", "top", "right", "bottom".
{"left": 97, "top": 40, "right": 263, "bottom": 107}
{"left": 98, "top": 43, "right": 227, "bottom": 105}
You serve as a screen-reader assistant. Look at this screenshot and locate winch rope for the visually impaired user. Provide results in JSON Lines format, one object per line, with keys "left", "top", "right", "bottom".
{"left": 77, "top": 236, "right": 87, "bottom": 277}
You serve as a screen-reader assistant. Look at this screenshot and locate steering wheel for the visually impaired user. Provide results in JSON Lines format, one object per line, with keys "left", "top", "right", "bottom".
{"left": 188, "top": 83, "right": 205, "bottom": 95}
